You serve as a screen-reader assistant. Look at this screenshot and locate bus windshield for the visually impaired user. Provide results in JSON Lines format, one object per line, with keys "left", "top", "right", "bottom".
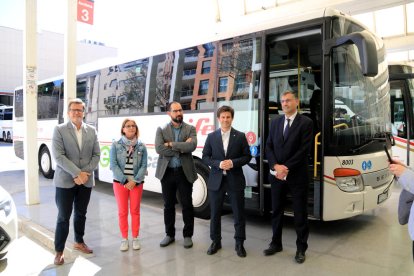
{"left": 329, "top": 19, "right": 390, "bottom": 154}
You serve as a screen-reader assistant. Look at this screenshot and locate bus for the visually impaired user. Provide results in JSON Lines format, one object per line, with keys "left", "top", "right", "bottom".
{"left": 0, "top": 105, "right": 13, "bottom": 142}
{"left": 14, "top": 8, "right": 393, "bottom": 221}
{"left": 389, "top": 64, "right": 414, "bottom": 165}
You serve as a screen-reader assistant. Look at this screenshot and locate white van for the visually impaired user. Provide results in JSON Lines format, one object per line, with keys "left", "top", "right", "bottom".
{"left": 0, "top": 185, "right": 18, "bottom": 259}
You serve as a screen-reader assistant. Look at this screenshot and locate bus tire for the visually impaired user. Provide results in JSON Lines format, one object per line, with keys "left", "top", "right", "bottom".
{"left": 192, "top": 159, "right": 210, "bottom": 219}
{"left": 6, "top": 131, "right": 11, "bottom": 142}
{"left": 39, "top": 146, "right": 54, "bottom": 179}
{"left": 2, "top": 132, "right": 5, "bottom": 141}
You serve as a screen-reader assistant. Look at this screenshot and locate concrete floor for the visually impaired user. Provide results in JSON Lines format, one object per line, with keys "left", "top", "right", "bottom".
{"left": 0, "top": 142, "right": 413, "bottom": 275}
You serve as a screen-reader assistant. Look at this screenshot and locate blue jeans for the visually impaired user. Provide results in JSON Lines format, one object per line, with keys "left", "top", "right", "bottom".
{"left": 54, "top": 185, "right": 92, "bottom": 252}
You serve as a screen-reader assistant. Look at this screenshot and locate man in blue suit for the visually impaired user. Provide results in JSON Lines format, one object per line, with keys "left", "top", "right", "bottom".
{"left": 52, "top": 98, "right": 100, "bottom": 265}
{"left": 264, "top": 90, "right": 313, "bottom": 264}
{"left": 202, "top": 105, "right": 251, "bottom": 257}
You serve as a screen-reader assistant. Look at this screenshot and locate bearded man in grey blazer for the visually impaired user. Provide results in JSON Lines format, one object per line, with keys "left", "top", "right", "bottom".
{"left": 155, "top": 101, "right": 197, "bottom": 249}
{"left": 52, "top": 98, "right": 100, "bottom": 265}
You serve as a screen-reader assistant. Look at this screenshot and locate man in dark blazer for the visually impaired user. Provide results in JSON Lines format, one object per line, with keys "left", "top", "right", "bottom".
{"left": 264, "top": 90, "right": 313, "bottom": 264}
{"left": 202, "top": 105, "right": 251, "bottom": 257}
{"left": 52, "top": 98, "right": 100, "bottom": 265}
{"left": 155, "top": 101, "right": 197, "bottom": 249}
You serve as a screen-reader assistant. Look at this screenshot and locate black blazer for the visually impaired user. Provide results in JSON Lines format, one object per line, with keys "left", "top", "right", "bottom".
{"left": 202, "top": 128, "right": 251, "bottom": 192}
{"left": 266, "top": 114, "right": 313, "bottom": 183}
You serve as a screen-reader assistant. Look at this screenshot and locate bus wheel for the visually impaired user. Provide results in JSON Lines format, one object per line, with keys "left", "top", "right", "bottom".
{"left": 192, "top": 159, "right": 210, "bottom": 219}
{"left": 39, "top": 147, "right": 54, "bottom": 179}
{"left": 2, "top": 132, "right": 5, "bottom": 141}
{"left": 6, "top": 131, "right": 11, "bottom": 142}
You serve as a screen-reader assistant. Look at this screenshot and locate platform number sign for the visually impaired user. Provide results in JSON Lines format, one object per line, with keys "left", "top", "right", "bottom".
{"left": 77, "top": 0, "right": 94, "bottom": 25}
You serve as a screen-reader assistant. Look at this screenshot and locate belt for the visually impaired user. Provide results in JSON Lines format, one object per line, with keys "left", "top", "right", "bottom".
{"left": 167, "top": 166, "right": 183, "bottom": 172}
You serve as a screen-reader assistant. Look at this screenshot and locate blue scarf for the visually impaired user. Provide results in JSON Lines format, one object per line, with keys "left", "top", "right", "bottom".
{"left": 121, "top": 135, "right": 137, "bottom": 156}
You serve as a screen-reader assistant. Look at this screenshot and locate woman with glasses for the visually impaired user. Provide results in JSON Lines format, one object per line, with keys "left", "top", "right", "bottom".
{"left": 110, "top": 118, "right": 148, "bottom": 251}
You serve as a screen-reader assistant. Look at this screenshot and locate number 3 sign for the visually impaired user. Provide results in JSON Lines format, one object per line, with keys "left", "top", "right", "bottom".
{"left": 77, "top": 0, "right": 94, "bottom": 25}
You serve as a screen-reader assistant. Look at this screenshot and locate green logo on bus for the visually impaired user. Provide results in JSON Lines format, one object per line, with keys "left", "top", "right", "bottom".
{"left": 100, "top": 146, "right": 110, "bottom": 167}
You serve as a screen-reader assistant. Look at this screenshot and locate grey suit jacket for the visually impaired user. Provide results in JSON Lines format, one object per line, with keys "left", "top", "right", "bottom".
{"left": 52, "top": 121, "right": 101, "bottom": 188}
{"left": 155, "top": 121, "right": 197, "bottom": 183}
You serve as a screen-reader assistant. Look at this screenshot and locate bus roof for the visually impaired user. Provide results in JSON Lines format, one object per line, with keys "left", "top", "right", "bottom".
{"left": 14, "top": 7, "right": 369, "bottom": 91}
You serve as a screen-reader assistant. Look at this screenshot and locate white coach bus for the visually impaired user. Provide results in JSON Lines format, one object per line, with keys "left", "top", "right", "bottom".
{"left": 0, "top": 105, "right": 13, "bottom": 142}
{"left": 14, "top": 8, "right": 393, "bottom": 220}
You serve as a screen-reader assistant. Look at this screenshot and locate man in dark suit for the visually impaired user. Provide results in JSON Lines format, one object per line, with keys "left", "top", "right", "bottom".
{"left": 52, "top": 98, "right": 100, "bottom": 265}
{"left": 202, "top": 105, "right": 251, "bottom": 257}
{"left": 264, "top": 90, "right": 313, "bottom": 264}
{"left": 155, "top": 101, "right": 197, "bottom": 249}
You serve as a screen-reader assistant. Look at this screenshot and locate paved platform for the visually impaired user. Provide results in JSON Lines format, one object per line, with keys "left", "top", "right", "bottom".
{"left": 1, "top": 143, "right": 413, "bottom": 275}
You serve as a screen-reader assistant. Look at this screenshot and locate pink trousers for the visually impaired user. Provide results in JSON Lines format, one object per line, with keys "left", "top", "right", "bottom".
{"left": 113, "top": 182, "right": 144, "bottom": 239}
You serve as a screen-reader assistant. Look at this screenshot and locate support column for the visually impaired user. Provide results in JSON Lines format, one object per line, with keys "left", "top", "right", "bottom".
{"left": 64, "top": 0, "right": 77, "bottom": 121}
{"left": 23, "top": 0, "right": 39, "bottom": 205}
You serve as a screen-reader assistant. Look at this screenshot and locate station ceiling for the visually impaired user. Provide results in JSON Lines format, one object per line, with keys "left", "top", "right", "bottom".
{"left": 215, "top": 0, "right": 414, "bottom": 65}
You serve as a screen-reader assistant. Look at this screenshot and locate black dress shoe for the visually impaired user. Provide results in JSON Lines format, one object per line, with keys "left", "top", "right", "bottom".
{"left": 235, "top": 244, "right": 246, "bottom": 258}
{"left": 207, "top": 241, "right": 222, "bottom": 255}
{"left": 295, "top": 250, "right": 306, "bottom": 264}
{"left": 263, "top": 243, "right": 283, "bottom": 256}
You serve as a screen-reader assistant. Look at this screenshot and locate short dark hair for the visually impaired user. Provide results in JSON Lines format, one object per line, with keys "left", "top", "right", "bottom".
{"left": 167, "top": 101, "right": 180, "bottom": 112}
{"left": 217, "top": 105, "right": 234, "bottom": 118}
{"left": 281, "top": 90, "right": 298, "bottom": 99}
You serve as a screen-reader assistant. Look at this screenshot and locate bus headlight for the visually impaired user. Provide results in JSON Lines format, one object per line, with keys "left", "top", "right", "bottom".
{"left": 333, "top": 168, "right": 364, "bottom": 192}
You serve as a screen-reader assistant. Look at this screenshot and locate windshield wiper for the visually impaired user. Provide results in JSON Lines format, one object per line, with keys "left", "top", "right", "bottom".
{"left": 349, "top": 138, "right": 385, "bottom": 154}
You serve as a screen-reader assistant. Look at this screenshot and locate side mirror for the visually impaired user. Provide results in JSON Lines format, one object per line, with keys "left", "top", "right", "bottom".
{"left": 335, "top": 31, "right": 378, "bottom": 77}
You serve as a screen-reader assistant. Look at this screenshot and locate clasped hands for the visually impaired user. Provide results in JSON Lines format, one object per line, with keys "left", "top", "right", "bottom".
{"left": 274, "top": 164, "right": 289, "bottom": 180}
{"left": 220, "top": 159, "right": 233, "bottom": 171}
{"left": 124, "top": 180, "right": 136, "bottom": 190}
{"left": 74, "top": 171, "right": 91, "bottom": 185}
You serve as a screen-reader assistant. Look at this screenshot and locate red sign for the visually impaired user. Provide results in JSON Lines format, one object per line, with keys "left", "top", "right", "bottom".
{"left": 246, "top": 131, "right": 256, "bottom": 145}
{"left": 77, "top": 0, "right": 94, "bottom": 25}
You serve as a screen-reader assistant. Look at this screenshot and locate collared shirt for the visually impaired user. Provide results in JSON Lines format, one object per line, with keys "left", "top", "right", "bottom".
{"left": 70, "top": 121, "right": 83, "bottom": 151}
{"left": 284, "top": 111, "right": 298, "bottom": 132}
{"left": 168, "top": 122, "right": 182, "bottom": 168}
{"left": 221, "top": 129, "right": 230, "bottom": 155}
{"left": 220, "top": 129, "right": 231, "bottom": 175}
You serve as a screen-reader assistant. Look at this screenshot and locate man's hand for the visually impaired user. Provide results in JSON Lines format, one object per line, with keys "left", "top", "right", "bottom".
{"left": 74, "top": 172, "right": 91, "bottom": 185}
{"left": 389, "top": 163, "right": 407, "bottom": 178}
{"left": 274, "top": 164, "right": 288, "bottom": 180}
{"left": 185, "top": 138, "right": 192, "bottom": 142}
{"left": 220, "top": 159, "right": 233, "bottom": 171}
{"left": 74, "top": 177, "right": 83, "bottom": 185}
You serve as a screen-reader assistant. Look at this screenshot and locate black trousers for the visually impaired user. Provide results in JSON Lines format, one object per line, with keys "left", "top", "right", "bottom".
{"left": 161, "top": 167, "right": 194, "bottom": 238}
{"left": 209, "top": 176, "right": 246, "bottom": 244}
{"left": 270, "top": 177, "right": 309, "bottom": 252}
{"left": 54, "top": 185, "right": 92, "bottom": 252}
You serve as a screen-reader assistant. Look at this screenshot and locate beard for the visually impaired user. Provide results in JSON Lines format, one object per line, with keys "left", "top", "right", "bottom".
{"left": 172, "top": 115, "right": 183, "bottom": 124}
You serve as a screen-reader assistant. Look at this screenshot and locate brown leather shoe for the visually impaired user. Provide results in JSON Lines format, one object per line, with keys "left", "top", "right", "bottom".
{"left": 74, "top": 242, "right": 93, "bottom": 254}
{"left": 54, "top": 252, "right": 64, "bottom": 265}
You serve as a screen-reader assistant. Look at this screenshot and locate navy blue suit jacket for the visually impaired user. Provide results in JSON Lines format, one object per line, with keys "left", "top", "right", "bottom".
{"left": 202, "top": 128, "right": 251, "bottom": 191}
{"left": 266, "top": 113, "right": 313, "bottom": 184}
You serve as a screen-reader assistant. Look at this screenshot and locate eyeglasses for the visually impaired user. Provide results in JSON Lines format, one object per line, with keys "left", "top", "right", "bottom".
{"left": 124, "top": 125, "right": 136, "bottom": 128}
{"left": 171, "top": 109, "right": 183, "bottom": 113}
{"left": 69, "top": 109, "right": 84, "bottom": 113}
